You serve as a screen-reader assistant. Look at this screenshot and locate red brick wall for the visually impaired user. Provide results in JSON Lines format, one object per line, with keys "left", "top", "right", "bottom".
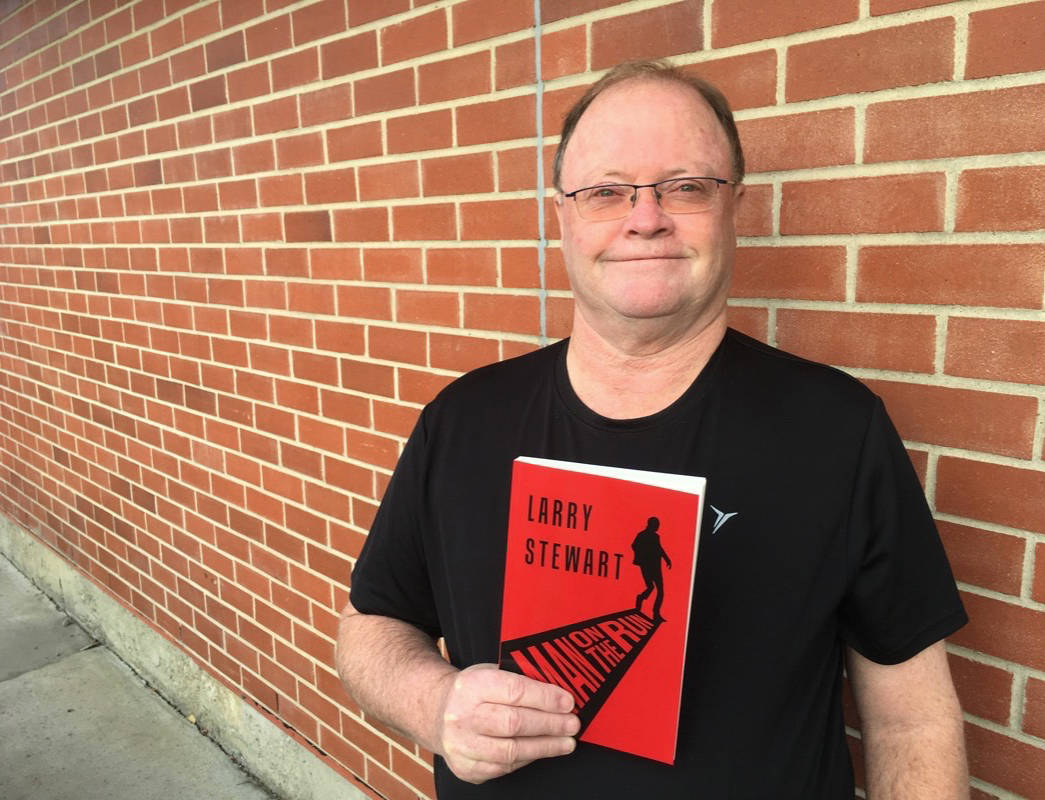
{"left": 0, "top": 1, "right": 1042, "bottom": 798}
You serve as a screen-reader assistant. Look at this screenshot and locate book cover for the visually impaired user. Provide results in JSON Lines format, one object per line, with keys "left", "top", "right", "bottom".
{"left": 498, "top": 456, "right": 705, "bottom": 764}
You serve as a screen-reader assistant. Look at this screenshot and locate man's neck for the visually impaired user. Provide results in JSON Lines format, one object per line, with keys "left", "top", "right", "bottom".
{"left": 565, "top": 311, "right": 727, "bottom": 420}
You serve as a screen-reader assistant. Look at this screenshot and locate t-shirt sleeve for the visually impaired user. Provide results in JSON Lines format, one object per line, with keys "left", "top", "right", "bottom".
{"left": 349, "top": 409, "right": 442, "bottom": 639}
{"left": 839, "top": 397, "right": 967, "bottom": 664}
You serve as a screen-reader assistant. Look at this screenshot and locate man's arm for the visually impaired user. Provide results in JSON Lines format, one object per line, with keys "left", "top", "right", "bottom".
{"left": 846, "top": 641, "right": 968, "bottom": 799}
{"left": 336, "top": 599, "right": 580, "bottom": 784}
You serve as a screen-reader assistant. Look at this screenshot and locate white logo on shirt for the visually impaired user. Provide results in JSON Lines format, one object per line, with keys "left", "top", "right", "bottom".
{"left": 709, "top": 505, "right": 739, "bottom": 535}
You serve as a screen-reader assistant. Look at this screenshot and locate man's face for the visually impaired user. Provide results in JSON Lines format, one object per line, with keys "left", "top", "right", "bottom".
{"left": 555, "top": 79, "right": 742, "bottom": 338}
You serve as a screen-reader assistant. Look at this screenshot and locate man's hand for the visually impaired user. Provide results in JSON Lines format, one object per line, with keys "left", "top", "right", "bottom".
{"left": 435, "top": 663, "right": 580, "bottom": 784}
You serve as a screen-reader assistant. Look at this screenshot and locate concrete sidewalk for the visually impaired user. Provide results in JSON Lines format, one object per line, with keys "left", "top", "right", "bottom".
{"left": 0, "top": 553, "right": 280, "bottom": 800}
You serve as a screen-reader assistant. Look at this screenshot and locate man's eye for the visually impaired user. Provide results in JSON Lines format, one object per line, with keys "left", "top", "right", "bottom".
{"left": 591, "top": 186, "right": 628, "bottom": 198}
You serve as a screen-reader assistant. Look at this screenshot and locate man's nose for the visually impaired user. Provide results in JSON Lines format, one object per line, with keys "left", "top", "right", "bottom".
{"left": 626, "top": 186, "right": 672, "bottom": 233}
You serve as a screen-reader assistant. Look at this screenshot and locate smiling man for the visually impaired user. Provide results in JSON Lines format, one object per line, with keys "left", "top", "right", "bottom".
{"left": 337, "top": 60, "right": 969, "bottom": 799}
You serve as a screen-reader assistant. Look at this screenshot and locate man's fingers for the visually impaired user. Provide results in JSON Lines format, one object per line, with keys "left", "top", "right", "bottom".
{"left": 445, "top": 733, "right": 577, "bottom": 783}
{"left": 469, "top": 701, "right": 581, "bottom": 738}
{"left": 458, "top": 666, "right": 575, "bottom": 713}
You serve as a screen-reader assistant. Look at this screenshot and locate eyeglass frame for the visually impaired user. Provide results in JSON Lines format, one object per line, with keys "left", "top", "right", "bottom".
{"left": 561, "top": 176, "right": 739, "bottom": 220}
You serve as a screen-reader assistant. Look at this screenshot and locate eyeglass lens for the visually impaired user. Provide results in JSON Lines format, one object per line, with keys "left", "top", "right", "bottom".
{"left": 574, "top": 178, "right": 722, "bottom": 221}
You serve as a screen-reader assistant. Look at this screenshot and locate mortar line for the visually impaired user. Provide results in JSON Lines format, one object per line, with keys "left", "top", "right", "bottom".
{"left": 534, "top": 0, "right": 547, "bottom": 347}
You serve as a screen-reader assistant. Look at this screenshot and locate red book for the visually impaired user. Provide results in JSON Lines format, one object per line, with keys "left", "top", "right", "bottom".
{"left": 499, "top": 456, "right": 706, "bottom": 764}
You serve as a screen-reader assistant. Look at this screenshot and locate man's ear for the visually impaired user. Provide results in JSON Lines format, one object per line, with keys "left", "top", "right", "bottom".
{"left": 553, "top": 192, "right": 565, "bottom": 234}
{"left": 730, "top": 183, "right": 745, "bottom": 227}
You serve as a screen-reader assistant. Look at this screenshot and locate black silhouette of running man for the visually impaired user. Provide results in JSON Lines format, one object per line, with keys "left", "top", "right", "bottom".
{"left": 631, "top": 516, "right": 672, "bottom": 622}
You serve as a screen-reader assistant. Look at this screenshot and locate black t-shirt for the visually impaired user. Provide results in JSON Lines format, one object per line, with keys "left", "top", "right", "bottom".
{"left": 350, "top": 329, "right": 967, "bottom": 799}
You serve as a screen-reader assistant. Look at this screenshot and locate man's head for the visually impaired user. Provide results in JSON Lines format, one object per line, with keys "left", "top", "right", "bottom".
{"left": 552, "top": 60, "right": 745, "bottom": 340}
{"left": 553, "top": 60, "right": 745, "bottom": 192}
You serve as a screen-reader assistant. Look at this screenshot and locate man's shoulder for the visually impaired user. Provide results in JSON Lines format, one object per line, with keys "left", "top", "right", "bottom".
{"left": 721, "top": 327, "right": 878, "bottom": 420}
{"left": 427, "top": 338, "right": 564, "bottom": 413}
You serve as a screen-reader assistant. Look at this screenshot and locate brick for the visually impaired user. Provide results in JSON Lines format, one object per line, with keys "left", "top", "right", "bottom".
{"left": 776, "top": 310, "right": 935, "bottom": 373}
{"left": 259, "top": 174, "right": 304, "bottom": 206}
{"left": 271, "top": 48, "right": 320, "bottom": 92}
{"left": 363, "top": 248, "right": 423, "bottom": 282}
{"left": 1026, "top": 676, "right": 1045, "bottom": 739}
{"left": 396, "top": 290, "right": 459, "bottom": 327}
{"left": 936, "top": 457, "right": 1045, "bottom": 534}
{"left": 369, "top": 326, "right": 427, "bottom": 365}
{"left": 726, "top": 305, "right": 768, "bottom": 342}
{"left": 305, "top": 168, "right": 357, "bottom": 205}
{"left": 422, "top": 153, "right": 494, "bottom": 197}
{"left": 497, "top": 147, "right": 537, "bottom": 192}
{"left": 292, "top": 0, "right": 346, "bottom": 46}
{"left": 457, "top": 94, "right": 535, "bottom": 146}
{"left": 734, "top": 183, "right": 772, "bottom": 236}
{"left": 732, "top": 246, "right": 846, "bottom": 300}
{"left": 461, "top": 199, "right": 538, "bottom": 240}
{"left": 196, "top": 148, "right": 233, "bottom": 180}
{"left": 227, "top": 63, "right": 270, "bottom": 102}
{"left": 253, "top": 96, "right": 299, "bottom": 135}
{"left": 738, "top": 108, "right": 855, "bottom": 174}
{"left": 870, "top": 0, "right": 949, "bottom": 12}
{"left": 387, "top": 109, "right": 452, "bottom": 154}
{"left": 866, "top": 379, "right": 1037, "bottom": 459}
{"left": 327, "top": 121, "right": 382, "bottom": 162}
{"left": 966, "top": 716, "right": 1045, "bottom": 798}
{"left": 358, "top": 162, "right": 419, "bottom": 201}
{"left": 452, "top": 0, "right": 532, "bottom": 47}
{"left": 391, "top": 749, "right": 436, "bottom": 798}
{"left": 937, "top": 521, "right": 1025, "bottom": 597}
{"left": 591, "top": 1, "right": 701, "bottom": 70}
{"left": 381, "top": 9, "right": 447, "bottom": 64}
{"left": 206, "top": 32, "right": 246, "bottom": 72}
{"left": 284, "top": 211, "right": 332, "bottom": 242}
{"left": 185, "top": 4, "right": 222, "bottom": 41}
{"left": 218, "top": 179, "right": 258, "bottom": 210}
{"left": 245, "top": 17, "right": 291, "bottom": 59}
{"left": 418, "top": 51, "right": 490, "bottom": 104}
{"left": 429, "top": 332, "right": 499, "bottom": 371}
{"left": 681, "top": 51, "right": 776, "bottom": 111}
{"left": 421, "top": 249, "right": 495, "bottom": 288}
{"left": 321, "top": 31, "right": 378, "bottom": 79}
{"left": 392, "top": 203, "right": 456, "bottom": 241}
{"left": 781, "top": 173, "right": 944, "bottom": 234}
{"left": 945, "top": 317, "right": 1045, "bottom": 385}
{"left": 348, "top": 0, "right": 410, "bottom": 26}
{"left": 953, "top": 592, "right": 1045, "bottom": 672}
{"left": 966, "top": 1, "right": 1045, "bottom": 80}
{"left": 713, "top": 0, "right": 857, "bottom": 47}
{"left": 865, "top": 86, "right": 1045, "bottom": 163}
{"left": 354, "top": 68, "right": 415, "bottom": 116}
{"left": 949, "top": 653, "right": 1013, "bottom": 726}
{"left": 214, "top": 108, "right": 252, "bottom": 142}
{"left": 326, "top": 291, "right": 382, "bottom": 330}
{"left": 488, "top": 38, "right": 534, "bottom": 93}
{"left": 189, "top": 75, "right": 227, "bottom": 111}
{"left": 333, "top": 208, "right": 389, "bottom": 242}
{"left": 340, "top": 358, "right": 395, "bottom": 396}
{"left": 276, "top": 132, "right": 324, "bottom": 169}
{"left": 787, "top": 19, "right": 953, "bottom": 102}
{"left": 313, "top": 321, "right": 367, "bottom": 355}
{"left": 857, "top": 245, "right": 1045, "bottom": 309}
{"left": 1035, "top": 543, "right": 1045, "bottom": 604}
{"left": 464, "top": 293, "right": 539, "bottom": 335}
{"left": 312, "top": 248, "right": 363, "bottom": 281}
{"left": 956, "top": 166, "right": 1045, "bottom": 232}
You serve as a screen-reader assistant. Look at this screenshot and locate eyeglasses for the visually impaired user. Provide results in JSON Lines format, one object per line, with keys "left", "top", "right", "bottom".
{"left": 562, "top": 176, "right": 738, "bottom": 221}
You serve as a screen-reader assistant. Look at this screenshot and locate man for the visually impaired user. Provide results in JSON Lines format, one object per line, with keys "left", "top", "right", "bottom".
{"left": 337, "top": 60, "right": 969, "bottom": 798}
{"left": 631, "top": 516, "right": 671, "bottom": 622}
